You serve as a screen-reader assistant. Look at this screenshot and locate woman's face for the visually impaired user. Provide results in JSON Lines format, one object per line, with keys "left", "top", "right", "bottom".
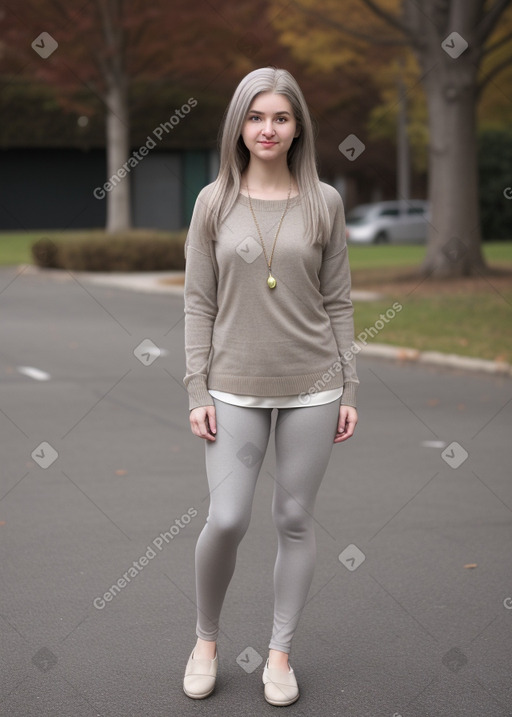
{"left": 241, "top": 92, "right": 299, "bottom": 164}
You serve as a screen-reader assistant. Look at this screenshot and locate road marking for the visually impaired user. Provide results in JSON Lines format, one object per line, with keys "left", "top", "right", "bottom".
{"left": 17, "top": 366, "right": 51, "bottom": 381}
{"left": 421, "top": 440, "right": 446, "bottom": 448}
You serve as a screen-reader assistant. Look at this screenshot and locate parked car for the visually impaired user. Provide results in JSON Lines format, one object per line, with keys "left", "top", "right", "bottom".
{"left": 345, "top": 200, "right": 430, "bottom": 244}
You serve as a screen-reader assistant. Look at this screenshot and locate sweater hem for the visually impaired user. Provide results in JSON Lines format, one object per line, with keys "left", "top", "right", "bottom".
{"left": 207, "top": 370, "right": 344, "bottom": 397}
{"left": 186, "top": 376, "right": 358, "bottom": 411}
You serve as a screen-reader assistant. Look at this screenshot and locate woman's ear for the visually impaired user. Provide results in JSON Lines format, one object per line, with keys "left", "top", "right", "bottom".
{"left": 294, "top": 125, "right": 301, "bottom": 139}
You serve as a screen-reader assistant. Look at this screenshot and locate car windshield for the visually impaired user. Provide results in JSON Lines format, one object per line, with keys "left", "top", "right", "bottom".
{"left": 346, "top": 208, "right": 373, "bottom": 225}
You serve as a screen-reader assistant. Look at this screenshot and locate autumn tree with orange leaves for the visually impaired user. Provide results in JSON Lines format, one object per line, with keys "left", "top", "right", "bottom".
{"left": 272, "top": 0, "right": 512, "bottom": 278}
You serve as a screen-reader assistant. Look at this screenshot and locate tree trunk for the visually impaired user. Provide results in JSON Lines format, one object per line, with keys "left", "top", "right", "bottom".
{"left": 397, "top": 59, "right": 410, "bottom": 202}
{"left": 105, "top": 80, "right": 131, "bottom": 232}
{"left": 420, "top": 70, "right": 486, "bottom": 277}
{"left": 404, "top": 0, "right": 489, "bottom": 278}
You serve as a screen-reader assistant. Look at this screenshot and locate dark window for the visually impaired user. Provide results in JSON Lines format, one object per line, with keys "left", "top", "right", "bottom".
{"left": 379, "top": 208, "right": 399, "bottom": 217}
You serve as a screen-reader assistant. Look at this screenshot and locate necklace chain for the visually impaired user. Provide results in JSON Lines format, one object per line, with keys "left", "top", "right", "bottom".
{"left": 245, "top": 179, "right": 292, "bottom": 289}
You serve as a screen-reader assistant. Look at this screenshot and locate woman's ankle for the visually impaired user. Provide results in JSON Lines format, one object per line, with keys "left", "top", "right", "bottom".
{"left": 194, "top": 637, "right": 217, "bottom": 658}
{"left": 268, "top": 648, "right": 290, "bottom": 669}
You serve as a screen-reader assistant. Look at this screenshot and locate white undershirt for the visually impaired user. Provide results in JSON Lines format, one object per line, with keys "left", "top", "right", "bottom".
{"left": 208, "top": 386, "right": 343, "bottom": 408}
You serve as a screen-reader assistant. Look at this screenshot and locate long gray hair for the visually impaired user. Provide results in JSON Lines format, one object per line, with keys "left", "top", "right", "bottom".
{"left": 202, "top": 67, "right": 331, "bottom": 246}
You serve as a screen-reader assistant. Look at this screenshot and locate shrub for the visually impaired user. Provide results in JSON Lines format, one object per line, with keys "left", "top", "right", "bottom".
{"left": 31, "top": 229, "right": 187, "bottom": 271}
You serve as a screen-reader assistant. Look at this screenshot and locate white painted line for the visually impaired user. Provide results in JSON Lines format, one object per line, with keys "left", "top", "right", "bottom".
{"left": 17, "top": 366, "right": 51, "bottom": 381}
{"left": 140, "top": 346, "right": 167, "bottom": 357}
{"left": 421, "top": 440, "right": 446, "bottom": 448}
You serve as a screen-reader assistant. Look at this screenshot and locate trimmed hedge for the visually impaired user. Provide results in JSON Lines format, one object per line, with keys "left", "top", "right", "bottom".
{"left": 31, "top": 230, "right": 186, "bottom": 271}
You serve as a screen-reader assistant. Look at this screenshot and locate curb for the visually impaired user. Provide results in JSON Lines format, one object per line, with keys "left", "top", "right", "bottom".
{"left": 18, "top": 264, "right": 186, "bottom": 295}
{"left": 19, "top": 264, "right": 512, "bottom": 378}
{"left": 360, "top": 343, "right": 512, "bottom": 377}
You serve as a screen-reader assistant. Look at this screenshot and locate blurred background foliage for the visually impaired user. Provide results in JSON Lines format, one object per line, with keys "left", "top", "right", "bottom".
{"left": 1, "top": 0, "right": 511, "bottom": 250}
{"left": 3, "top": 1, "right": 510, "bottom": 168}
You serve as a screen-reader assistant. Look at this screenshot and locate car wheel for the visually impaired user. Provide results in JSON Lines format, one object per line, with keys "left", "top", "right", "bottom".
{"left": 374, "top": 231, "right": 389, "bottom": 244}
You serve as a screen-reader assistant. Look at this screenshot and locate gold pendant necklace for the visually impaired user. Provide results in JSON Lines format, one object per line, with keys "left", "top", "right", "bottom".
{"left": 246, "top": 179, "right": 292, "bottom": 290}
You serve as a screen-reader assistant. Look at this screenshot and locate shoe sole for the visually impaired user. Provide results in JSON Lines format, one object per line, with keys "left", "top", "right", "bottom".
{"left": 183, "top": 684, "right": 215, "bottom": 699}
{"left": 264, "top": 692, "right": 300, "bottom": 706}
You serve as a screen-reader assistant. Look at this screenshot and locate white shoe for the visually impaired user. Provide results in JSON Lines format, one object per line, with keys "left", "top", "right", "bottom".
{"left": 183, "top": 647, "right": 218, "bottom": 699}
{"left": 262, "top": 658, "right": 299, "bottom": 706}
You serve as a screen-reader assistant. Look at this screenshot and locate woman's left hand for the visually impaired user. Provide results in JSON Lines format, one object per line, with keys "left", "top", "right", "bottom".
{"left": 334, "top": 405, "right": 358, "bottom": 443}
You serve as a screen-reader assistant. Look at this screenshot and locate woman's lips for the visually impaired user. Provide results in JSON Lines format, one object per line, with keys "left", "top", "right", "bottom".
{"left": 259, "top": 141, "right": 277, "bottom": 146}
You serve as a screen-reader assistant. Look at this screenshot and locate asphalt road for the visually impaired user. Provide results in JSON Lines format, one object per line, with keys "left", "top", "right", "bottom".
{"left": 1, "top": 265, "right": 511, "bottom": 717}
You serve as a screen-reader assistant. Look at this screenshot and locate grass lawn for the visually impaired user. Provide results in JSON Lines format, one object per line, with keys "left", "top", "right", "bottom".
{"left": 347, "top": 241, "right": 512, "bottom": 269}
{"left": 348, "top": 243, "right": 512, "bottom": 363}
{"left": 0, "top": 231, "right": 45, "bottom": 266}
{"left": 353, "top": 292, "right": 512, "bottom": 363}
{"left": 1, "top": 230, "right": 511, "bottom": 363}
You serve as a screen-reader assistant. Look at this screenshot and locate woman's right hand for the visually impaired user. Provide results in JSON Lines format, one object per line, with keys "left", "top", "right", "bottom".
{"left": 189, "top": 405, "right": 217, "bottom": 441}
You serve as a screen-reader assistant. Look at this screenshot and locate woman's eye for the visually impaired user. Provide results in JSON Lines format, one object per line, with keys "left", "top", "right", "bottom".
{"left": 247, "top": 116, "right": 287, "bottom": 122}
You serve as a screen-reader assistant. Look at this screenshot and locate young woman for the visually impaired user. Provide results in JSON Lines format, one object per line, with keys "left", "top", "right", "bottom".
{"left": 182, "top": 66, "right": 359, "bottom": 706}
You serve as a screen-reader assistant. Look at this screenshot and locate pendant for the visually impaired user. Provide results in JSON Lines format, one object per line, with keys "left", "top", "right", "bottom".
{"left": 267, "top": 274, "right": 277, "bottom": 289}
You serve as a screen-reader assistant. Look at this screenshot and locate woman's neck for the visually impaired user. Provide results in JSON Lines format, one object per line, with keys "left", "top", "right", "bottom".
{"left": 241, "top": 161, "right": 297, "bottom": 199}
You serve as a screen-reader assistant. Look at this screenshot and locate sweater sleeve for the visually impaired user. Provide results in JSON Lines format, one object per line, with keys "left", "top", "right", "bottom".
{"left": 182, "top": 187, "right": 218, "bottom": 411}
{"left": 318, "top": 191, "right": 359, "bottom": 408}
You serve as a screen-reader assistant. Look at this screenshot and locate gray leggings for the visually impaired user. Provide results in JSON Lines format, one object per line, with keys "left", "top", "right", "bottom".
{"left": 194, "top": 394, "right": 341, "bottom": 654}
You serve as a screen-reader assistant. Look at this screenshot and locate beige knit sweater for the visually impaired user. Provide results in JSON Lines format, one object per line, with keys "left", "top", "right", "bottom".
{"left": 183, "top": 181, "right": 359, "bottom": 411}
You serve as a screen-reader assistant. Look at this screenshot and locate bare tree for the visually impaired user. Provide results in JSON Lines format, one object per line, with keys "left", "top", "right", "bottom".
{"left": 0, "top": 0, "right": 232, "bottom": 233}
{"left": 96, "top": 0, "right": 131, "bottom": 232}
